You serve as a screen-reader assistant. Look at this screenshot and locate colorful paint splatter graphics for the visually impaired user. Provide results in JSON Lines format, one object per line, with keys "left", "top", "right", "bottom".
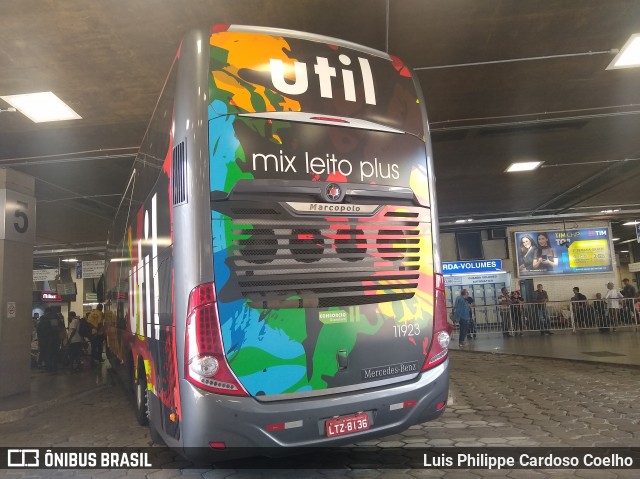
{"left": 208, "top": 31, "right": 434, "bottom": 397}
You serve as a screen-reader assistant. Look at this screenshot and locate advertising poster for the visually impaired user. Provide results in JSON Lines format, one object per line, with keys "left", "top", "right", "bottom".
{"left": 515, "top": 228, "right": 612, "bottom": 277}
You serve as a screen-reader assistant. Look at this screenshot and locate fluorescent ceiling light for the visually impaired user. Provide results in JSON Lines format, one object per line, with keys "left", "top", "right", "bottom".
{"left": 0, "top": 91, "right": 81, "bottom": 123}
{"left": 455, "top": 219, "right": 473, "bottom": 223}
{"left": 622, "top": 221, "right": 639, "bottom": 225}
{"left": 110, "top": 258, "right": 132, "bottom": 263}
{"left": 62, "top": 258, "right": 78, "bottom": 263}
{"left": 612, "top": 238, "right": 620, "bottom": 241}
{"left": 619, "top": 250, "right": 629, "bottom": 253}
{"left": 607, "top": 34, "right": 640, "bottom": 70}
{"left": 506, "top": 161, "right": 543, "bottom": 172}
{"left": 600, "top": 209, "right": 620, "bottom": 214}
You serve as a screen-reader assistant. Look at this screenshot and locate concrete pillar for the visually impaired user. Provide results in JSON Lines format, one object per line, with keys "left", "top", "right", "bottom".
{"left": 0, "top": 168, "right": 36, "bottom": 398}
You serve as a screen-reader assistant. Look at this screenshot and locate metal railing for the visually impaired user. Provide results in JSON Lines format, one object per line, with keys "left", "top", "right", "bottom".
{"left": 447, "top": 298, "right": 639, "bottom": 336}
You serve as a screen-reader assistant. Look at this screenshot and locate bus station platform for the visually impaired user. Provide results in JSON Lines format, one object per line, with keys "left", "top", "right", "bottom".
{"left": 0, "top": 362, "right": 111, "bottom": 425}
{"left": 1, "top": 328, "right": 638, "bottom": 426}
{"left": 453, "top": 327, "right": 640, "bottom": 367}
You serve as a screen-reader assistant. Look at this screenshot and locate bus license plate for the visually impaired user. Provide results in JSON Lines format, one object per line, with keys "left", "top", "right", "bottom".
{"left": 325, "top": 412, "right": 370, "bottom": 438}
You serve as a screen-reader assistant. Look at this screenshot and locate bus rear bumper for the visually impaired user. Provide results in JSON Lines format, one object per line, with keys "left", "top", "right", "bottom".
{"left": 178, "top": 359, "right": 449, "bottom": 459}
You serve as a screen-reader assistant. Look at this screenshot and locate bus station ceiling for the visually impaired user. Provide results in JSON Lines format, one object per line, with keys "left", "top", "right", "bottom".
{"left": 1, "top": 1, "right": 640, "bottom": 265}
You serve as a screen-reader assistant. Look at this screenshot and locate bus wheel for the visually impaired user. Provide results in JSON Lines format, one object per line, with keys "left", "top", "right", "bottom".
{"left": 135, "top": 361, "right": 149, "bottom": 426}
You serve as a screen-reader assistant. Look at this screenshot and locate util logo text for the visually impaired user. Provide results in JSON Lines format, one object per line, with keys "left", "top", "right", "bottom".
{"left": 270, "top": 54, "right": 376, "bottom": 105}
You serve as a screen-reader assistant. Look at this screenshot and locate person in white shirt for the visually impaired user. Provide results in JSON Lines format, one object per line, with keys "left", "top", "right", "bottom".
{"left": 604, "top": 282, "right": 623, "bottom": 331}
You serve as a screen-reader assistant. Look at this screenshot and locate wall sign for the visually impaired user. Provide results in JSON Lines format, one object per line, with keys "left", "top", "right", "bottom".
{"left": 444, "top": 272, "right": 511, "bottom": 286}
{"left": 33, "top": 269, "right": 59, "bottom": 282}
{"left": 515, "top": 228, "right": 613, "bottom": 277}
{"left": 442, "top": 259, "right": 503, "bottom": 274}
{"left": 0, "top": 188, "right": 36, "bottom": 244}
{"left": 41, "top": 291, "right": 62, "bottom": 302}
{"left": 81, "top": 260, "right": 105, "bottom": 279}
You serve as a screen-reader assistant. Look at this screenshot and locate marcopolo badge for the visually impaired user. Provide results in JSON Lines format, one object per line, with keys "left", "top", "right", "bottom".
{"left": 324, "top": 183, "right": 343, "bottom": 202}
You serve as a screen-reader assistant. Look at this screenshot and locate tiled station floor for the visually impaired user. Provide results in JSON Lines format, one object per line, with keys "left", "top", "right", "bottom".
{"left": 0, "top": 337, "right": 639, "bottom": 478}
{"left": 452, "top": 327, "right": 640, "bottom": 366}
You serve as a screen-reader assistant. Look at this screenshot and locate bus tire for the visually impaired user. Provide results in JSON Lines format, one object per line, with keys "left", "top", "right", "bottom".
{"left": 135, "top": 360, "right": 149, "bottom": 426}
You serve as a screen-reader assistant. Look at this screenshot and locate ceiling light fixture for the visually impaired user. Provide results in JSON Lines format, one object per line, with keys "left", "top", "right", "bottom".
{"left": 0, "top": 91, "right": 81, "bottom": 123}
{"left": 622, "top": 220, "right": 639, "bottom": 226}
{"left": 600, "top": 209, "right": 620, "bottom": 214}
{"left": 61, "top": 258, "right": 78, "bottom": 263}
{"left": 607, "top": 33, "right": 640, "bottom": 70}
{"left": 506, "top": 161, "right": 543, "bottom": 172}
{"left": 455, "top": 219, "right": 473, "bottom": 223}
{"left": 109, "top": 257, "right": 132, "bottom": 263}
{"left": 612, "top": 238, "right": 620, "bottom": 241}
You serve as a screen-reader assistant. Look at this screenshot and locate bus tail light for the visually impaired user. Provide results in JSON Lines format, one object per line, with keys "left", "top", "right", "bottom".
{"left": 422, "top": 273, "right": 450, "bottom": 371}
{"left": 185, "top": 283, "right": 249, "bottom": 396}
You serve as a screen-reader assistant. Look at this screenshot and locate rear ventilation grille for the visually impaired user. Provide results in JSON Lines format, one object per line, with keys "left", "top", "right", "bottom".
{"left": 217, "top": 207, "right": 429, "bottom": 309}
{"left": 172, "top": 140, "right": 187, "bottom": 206}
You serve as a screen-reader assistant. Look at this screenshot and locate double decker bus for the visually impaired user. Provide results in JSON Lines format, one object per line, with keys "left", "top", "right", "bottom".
{"left": 104, "top": 25, "right": 450, "bottom": 459}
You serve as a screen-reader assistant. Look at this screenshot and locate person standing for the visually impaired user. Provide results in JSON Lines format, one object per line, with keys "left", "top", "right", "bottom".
{"left": 88, "top": 303, "right": 105, "bottom": 364}
{"left": 67, "top": 312, "right": 84, "bottom": 372}
{"left": 37, "top": 307, "right": 61, "bottom": 373}
{"left": 498, "top": 287, "right": 513, "bottom": 337}
{"left": 510, "top": 290, "right": 525, "bottom": 335}
{"left": 571, "top": 287, "right": 588, "bottom": 328}
{"left": 36, "top": 310, "right": 51, "bottom": 370}
{"left": 622, "top": 278, "right": 636, "bottom": 298}
{"left": 465, "top": 292, "right": 477, "bottom": 340}
{"left": 453, "top": 289, "right": 472, "bottom": 348}
{"left": 56, "top": 312, "right": 68, "bottom": 367}
{"left": 604, "top": 282, "right": 623, "bottom": 331}
{"left": 593, "top": 292, "right": 609, "bottom": 332}
{"left": 532, "top": 283, "right": 553, "bottom": 335}
{"left": 621, "top": 278, "right": 636, "bottom": 324}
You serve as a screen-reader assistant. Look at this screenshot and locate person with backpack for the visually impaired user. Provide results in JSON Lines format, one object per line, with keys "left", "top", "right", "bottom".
{"left": 88, "top": 303, "right": 105, "bottom": 364}
{"left": 78, "top": 313, "right": 92, "bottom": 340}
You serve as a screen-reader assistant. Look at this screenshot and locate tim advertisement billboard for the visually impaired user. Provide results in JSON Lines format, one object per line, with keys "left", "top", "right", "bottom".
{"left": 515, "top": 228, "right": 613, "bottom": 277}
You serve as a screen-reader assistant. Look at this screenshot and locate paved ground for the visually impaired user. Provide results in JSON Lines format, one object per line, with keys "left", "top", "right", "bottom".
{"left": 1, "top": 350, "right": 639, "bottom": 478}
{"left": 452, "top": 329, "right": 640, "bottom": 367}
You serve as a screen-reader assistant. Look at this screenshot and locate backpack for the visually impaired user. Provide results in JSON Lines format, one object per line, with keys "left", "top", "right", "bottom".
{"left": 79, "top": 318, "right": 92, "bottom": 338}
